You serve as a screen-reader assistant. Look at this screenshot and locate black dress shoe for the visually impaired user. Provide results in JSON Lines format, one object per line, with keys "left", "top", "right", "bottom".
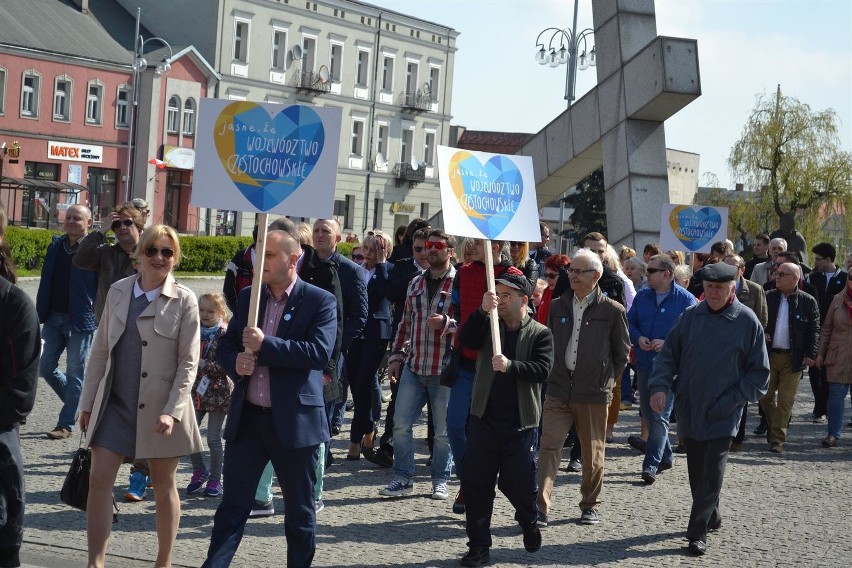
{"left": 522, "top": 524, "right": 541, "bottom": 553}
{"left": 363, "top": 446, "right": 393, "bottom": 468}
{"left": 331, "top": 425, "right": 341, "bottom": 436}
{"left": 460, "top": 546, "right": 491, "bottom": 566}
{"left": 753, "top": 421, "right": 768, "bottom": 436}
{"left": 627, "top": 435, "right": 647, "bottom": 453}
{"left": 708, "top": 517, "right": 722, "bottom": 531}
{"left": 658, "top": 461, "right": 673, "bottom": 472}
{"left": 688, "top": 539, "right": 707, "bottom": 555}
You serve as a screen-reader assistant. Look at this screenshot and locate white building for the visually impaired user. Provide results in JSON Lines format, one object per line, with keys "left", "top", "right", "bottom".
{"left": 118, "top": 0, "right": 458, "bottom": 237}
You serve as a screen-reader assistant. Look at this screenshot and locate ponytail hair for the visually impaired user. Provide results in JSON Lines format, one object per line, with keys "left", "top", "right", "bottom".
{"left": 0, "top": 205, "right": 17, "bottom": 284}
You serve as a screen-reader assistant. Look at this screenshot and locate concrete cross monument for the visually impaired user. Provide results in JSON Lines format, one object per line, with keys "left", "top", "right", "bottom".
{"left": 519, "top": 0, "right": 701, "bottom": 249}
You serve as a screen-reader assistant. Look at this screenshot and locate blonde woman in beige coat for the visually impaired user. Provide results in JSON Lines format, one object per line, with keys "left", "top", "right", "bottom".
{"left": 816, "top": 277, "right": 852, "bottom": 448}
{"left": 79, "top": 224, "right": 203, "bottom": 568}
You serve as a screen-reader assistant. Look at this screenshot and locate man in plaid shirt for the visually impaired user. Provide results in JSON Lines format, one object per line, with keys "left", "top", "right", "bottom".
{"left": 379, "top": 229, "right": 456, "bottom": 500}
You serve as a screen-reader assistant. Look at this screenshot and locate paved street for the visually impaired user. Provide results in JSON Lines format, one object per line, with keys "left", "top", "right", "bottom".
{"left": 15, "top": 277, "right": 852, "bottom": 567}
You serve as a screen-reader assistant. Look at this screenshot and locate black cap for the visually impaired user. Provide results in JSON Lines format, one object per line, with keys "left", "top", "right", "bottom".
{"left": 697, "top": 262, "right": 737, "bottom": 283}
{"left": 495, "top": 273, "right": 532, "bottom": 297}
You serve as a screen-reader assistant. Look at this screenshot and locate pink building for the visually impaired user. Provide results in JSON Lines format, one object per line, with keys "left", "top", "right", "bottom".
{"left": 0, "top": 0, "right": 218, "bottom": 233}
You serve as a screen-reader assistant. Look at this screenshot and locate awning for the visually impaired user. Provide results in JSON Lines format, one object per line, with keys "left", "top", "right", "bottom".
{"left": 0, "top": 176, "right": 88, "bottom": 192}
{"left": 0, "top": 176, "right": 87, "bottom": 229}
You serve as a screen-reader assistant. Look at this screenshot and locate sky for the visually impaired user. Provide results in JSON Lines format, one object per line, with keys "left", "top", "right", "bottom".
{"left": 373, "top": 0, "right": 852, "bottom": 190}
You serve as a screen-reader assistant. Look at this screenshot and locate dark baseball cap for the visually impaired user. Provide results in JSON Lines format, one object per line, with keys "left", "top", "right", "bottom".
{"left": 495, "top": 273, "right": 532, "bottom": 297}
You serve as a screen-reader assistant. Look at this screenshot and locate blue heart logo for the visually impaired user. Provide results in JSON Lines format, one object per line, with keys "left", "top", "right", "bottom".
{"left": 448, "top": 151, "right": 523, "bottom": 238}
{"left": 670, "top": 206, "right": 723, "bottom": 252}
{"left": 214, "top": 102, "right": 325, "bottom": 211}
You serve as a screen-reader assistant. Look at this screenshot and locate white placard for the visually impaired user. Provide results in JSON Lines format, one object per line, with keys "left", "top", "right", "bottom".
{"left": 659, "top": 204, "right": 729, "bottom": 254}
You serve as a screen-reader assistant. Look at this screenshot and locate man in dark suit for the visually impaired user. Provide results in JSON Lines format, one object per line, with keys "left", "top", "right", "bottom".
{"left": 203, "top": 230, "right": 337, "bottom": 568}
{"left": 760, "top": 262, "right": 820, "bottom": 453}
{"left": 313, "top": 218, "right": 368, "bottom": 437}
{"left": 807, "top": 242, "right": 848, "bottom": 422}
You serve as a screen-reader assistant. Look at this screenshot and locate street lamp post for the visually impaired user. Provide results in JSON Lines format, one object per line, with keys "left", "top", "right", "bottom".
{"left": 123, "top": 7, "right": 174, "bottom": 205}
{"left": 533, "top": 0, "right": 595, "bottom": 108}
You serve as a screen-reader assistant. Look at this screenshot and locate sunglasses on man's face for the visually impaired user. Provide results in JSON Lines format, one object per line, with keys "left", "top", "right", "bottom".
{"left": 144, "top": 247, "right": 175, "bottom": 259}
{"left": 425, "top": 241, "right": 449, "bottom": 250}
{"left": 112, "top": 219, "right": 134, "bottom": 230}
{"left": 645, "top": 267, "right": 668, "bottom": 275}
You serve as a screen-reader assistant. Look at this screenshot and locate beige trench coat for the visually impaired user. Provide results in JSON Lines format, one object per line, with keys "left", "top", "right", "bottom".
{"left": 818, "top": 292, "right": 852, "bottom": 385}
{"left": 80, "top": 273, "right": 203, "bottom": 458}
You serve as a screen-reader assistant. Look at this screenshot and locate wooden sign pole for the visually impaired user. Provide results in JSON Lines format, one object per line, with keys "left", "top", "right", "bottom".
{"left": 243, "top": 213, "right": 269, "bottom": 368}
{"left": 482, "top": 242, "right": 501, "bottom": 356}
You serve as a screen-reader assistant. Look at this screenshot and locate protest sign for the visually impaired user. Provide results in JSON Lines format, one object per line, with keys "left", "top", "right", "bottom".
{"left": 660, "top": 204, "right": 729, "bottom": 254}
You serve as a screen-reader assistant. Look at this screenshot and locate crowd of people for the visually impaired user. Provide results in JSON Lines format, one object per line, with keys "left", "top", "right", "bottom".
{"left": 0, "top": 205, "right": 850, "bottom": 567}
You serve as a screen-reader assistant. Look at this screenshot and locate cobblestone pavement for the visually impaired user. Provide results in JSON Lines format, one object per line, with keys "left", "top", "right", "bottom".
{"left": 15, "top": 277, "right": 852, "bottom": 567}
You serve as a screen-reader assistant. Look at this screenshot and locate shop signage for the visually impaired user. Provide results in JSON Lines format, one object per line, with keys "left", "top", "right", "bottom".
{"left": 164, "top": 145, "right": 196, "bottom": 170}
{"left": 48, "top": 141, "right": 103, "bottom": 163}
{"left": 390, "top": 201, "right": 416, "bottom": 213}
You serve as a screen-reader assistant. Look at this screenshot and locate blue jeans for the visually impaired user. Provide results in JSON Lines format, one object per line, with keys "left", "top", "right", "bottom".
{"left": 39, "top": 312, "right": 93, "bottom": 430}
{"left": 391, "top": 366, "right": 452, "bottom": 484}
{"left": 827, "top": 382, "right": 850, "bottom": 438}
{"left": 637, "top": 367, "right": 674, "bottom": 473}
{"left": 447, "top": 366, "right": 474, "bottom": 479}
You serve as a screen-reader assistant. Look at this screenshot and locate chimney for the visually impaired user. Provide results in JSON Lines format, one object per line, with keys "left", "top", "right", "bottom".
{"left": 735, "top": 183, "right": 744, "bottom": 191}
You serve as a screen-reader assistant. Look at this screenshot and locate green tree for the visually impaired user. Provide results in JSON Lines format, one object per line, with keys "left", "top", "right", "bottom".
{"left": 728, "top": 86, "right": 852, "bottom": 229}
{"left": 564, "top": 168, "right": 607, "bottom": 247}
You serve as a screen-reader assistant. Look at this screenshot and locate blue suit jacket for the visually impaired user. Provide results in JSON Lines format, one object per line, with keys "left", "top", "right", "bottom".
{"left": 364, "top": 261, "right": 394, "bottom": 341}
{"left": 331, "top": 251, "right": 368, "bottom": 353}
{"left": 218, "top": 278, "right": 337, "bottom": 449}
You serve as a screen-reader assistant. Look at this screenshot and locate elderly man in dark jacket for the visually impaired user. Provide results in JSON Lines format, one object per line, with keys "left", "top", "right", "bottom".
{"left": 649, "top": 262, "right": 769, "bottom": 556}
{"left": 760, "top": 261, "right": 820, "bottom": 453}
{"left": 536, "top": 249, "right": 630, "bottom": 527}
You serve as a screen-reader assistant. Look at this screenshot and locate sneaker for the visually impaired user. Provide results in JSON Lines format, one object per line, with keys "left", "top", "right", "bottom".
{"left": 566, "top": 458, "right": 582, "bottom": 473}
{"left": 536, "top": 513, "right": 548, "bottom": 527}
{"left": 641, "top": 468, "right": 657, "bottom": 485}
{"left": 812, "top": 414, "right": 827, "bottom": 424}
{"left": 459, "top": 546, "right": 491, "bottom": 567}
{"left": 619, "top": 402, "right": 632, "bottom": 411}
{"left": 314, "top": 499, "right": 325, "bottom": 513}
{"left": 770, "top": 442, "right": 783, "bottom": 454}
{"left": 379, "top": 479, "right": 413, "bottom": 498}
{"left": 46, "top": 426, "right": 72, "bottom": 440}
{"left": 580, "top": 508, "right": 600, "bottom": 525}
{"left": 431, "top": 481, "right": 449, "bottom": 500}
{"left": 123, "top": 471, "right": 147, "bottom": 502}
{"left": 249, "top": 499, "right": 275, "bottom": 517}
{"left": 202, "top": 480, "right": 222, "bottom": 497}
{"left": 452, "top": 489, "right": 466, "bottom": 514}
{"left": 522, "top": 524, "right": 542, "bottom": 553}
{"left": 186, "top": 468, "right": 210, "bottom": 494}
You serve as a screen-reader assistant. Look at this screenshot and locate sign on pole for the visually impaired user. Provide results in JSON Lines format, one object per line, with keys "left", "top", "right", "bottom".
{"left": 436, "top": 146, "right": 542, "bottom": 353}
{"left": 191, "top": 99, "right": 342, "bottom": 365}
{"left": 659, "top": 204, "right": 729, "bottom": 254}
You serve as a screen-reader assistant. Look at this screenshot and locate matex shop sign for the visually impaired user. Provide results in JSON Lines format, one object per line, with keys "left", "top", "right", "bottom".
{"left": 48, "top": 141, "right": 103, "bottom": 163}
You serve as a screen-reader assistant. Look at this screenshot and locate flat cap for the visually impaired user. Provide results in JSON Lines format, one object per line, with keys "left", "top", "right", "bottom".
{"left": 495, "top": 273, "right": 532, "bottom": 297}
{"left": 131, "top": 198, "right": 149, "bottom": 210}
{"left": 697, "top": 261, "right": 737, "bottom": 283}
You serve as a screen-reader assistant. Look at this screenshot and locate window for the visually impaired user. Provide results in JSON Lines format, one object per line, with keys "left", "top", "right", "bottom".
{"left": 53, "top": 77, "right": 71, "bottom": 121}
{"left": 350, "top": 119, "right": 364, "bottom": 157}
{"left": 167, "top": 96, "right": 180, "bottom": 133}
{"left": 85, "top": 81, "right": 103, "bottom": 125}
{"left": 272, "top": 30, "right": 287, "bottom": 70}
{"left": 116, "top": 86, "right": 131, "bottom": 127}
{"left": 382, "top": 56, "right": 394, "bottom": 90}
{"left": 356, "top": 50, "right": 369, "bottom": 86}
{"left": 330, "top": 43, "right": 343, "bottom": 81}
{"left": 401, "top": 128, "right": 413, "bottom": 163}
{"left": 182, "top": 98, "right": 196, "bottom": 135}
{"left": 405, "top": 61, "right": 418, "bottom": 93}
{"left": 424, "top": 131, "right": 435, "bottom": 165}
{"left": 301, "top": 37, "right": 316, "bottom": 73}
{"left": 376, "top": 124, "right": 388, "bottom": 158}
{"left": 429, "top": 67, "right": 440, "bottom": 101}
{"left": 0, "top": 68, "right": 6, "bottom": 114}
{"left": 21, "top": 71, "right": 40, "bottom": 117}
{"left": 234, "top": 19, "right": 250, "bottom": 62}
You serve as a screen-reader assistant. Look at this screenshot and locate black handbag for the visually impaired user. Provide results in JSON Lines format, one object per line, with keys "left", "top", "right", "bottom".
{"left": 439, "top": 348, "right": 461, "bottom": 387}
{"left": 60, "top": 442, "right": 119, "bottom": 523}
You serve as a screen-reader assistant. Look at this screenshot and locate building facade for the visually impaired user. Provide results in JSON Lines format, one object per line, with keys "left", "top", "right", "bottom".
{"left": 0, "top": 0, "right": 218, "bottom": 232}
{"left": 118, "top": 0, "right": 459, "bottom": 237}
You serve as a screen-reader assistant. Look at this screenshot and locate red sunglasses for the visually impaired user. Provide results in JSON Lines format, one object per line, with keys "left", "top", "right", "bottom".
{"left": 424, "top": 241, "right": 449, "bottom": 250}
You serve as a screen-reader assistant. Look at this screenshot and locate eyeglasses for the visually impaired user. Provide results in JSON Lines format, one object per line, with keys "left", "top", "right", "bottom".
{"left": 545, "top": 272, "right": 559, "bottom": 279}
{"left": 144, "top": 247, "right": 175, "bottom": 259}
{"left": 413, "top": 246, "right": 424, "bottom": 253}
{"left": 566, "top": 267, "right": 596, "bottom": 275}
{"left": 646, "top": 267, "right": 668, "bottom": 275}
{"left": 424, "top": 241, "right": 449, "bottom": 250}
{"left": 351, "top": 254, "right": 364, "bottom": 261}
{"left": 775, "top": 271, "right": 795, "bottom": 278}
{"left": 111, "top": 219, "right": 134, "bottom": 230}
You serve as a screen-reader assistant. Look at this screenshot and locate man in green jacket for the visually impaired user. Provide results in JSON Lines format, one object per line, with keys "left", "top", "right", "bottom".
{"left": 456, "top": 273, "right": 553, "bottom": 567}
{"left": 537, "top": 249, "right": 631, "bottom": 527}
